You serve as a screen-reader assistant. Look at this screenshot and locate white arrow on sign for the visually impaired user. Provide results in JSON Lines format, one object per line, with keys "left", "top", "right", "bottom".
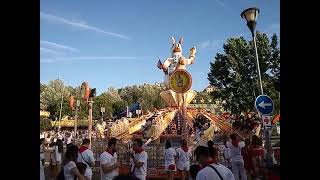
{"left": 258, "top": 101, "right": 272, "bottom": 109}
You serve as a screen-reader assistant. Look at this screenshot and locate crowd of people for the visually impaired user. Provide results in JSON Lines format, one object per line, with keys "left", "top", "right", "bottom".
{"left": 40, "top": 129, "right": 100, "bottom": 145}
{"left": 160, "top": 133, "right": 279, "bottom": 180}
{"left": 40, "top": 127, "right": 279, "bottom": 180}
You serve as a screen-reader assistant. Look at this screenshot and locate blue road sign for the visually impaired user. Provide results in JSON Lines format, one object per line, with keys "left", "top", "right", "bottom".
{"left": 255, "top": 95, "right": 274, "bottom": 115}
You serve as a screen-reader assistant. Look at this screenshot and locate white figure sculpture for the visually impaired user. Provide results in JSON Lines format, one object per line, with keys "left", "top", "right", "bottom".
{"left": 157, "top": 37, "right": 196, "bottom": 89}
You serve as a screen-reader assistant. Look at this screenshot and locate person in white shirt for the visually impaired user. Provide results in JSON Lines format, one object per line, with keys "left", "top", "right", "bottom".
{"left": 129, "top": 138, "right": 148, "bottom": 180}
{"left": 176, "top": 139, "right": 192, "bottom": 180}
{"left": 40, "top": 138, "right": 45, "bottom": 165}
{"left": 195, "top": 146, "right": 235, "bottom": 180}
{"left": 40, "top": 132, "right": 45, "bottom": 139}
{"left": 40, "top": 159, "right": 45, "bottom": 180}
{"left": 65, "top": 133, "right": 73, "bottom": 145}
{"left": 49, "top": 140, "right": 63, "bottom": 179}
{"left": 78, "top": 138, "right": 95, "bottom": 180}
{"left": 164, "top": 139, "right": 176, "bottom": 180}
{"left": 46, "top": 134, "right": 51, "bottom": 146}
{"left": 63, "top": 145, "right": 87, "bottom": 180}
{"left": 222, "top": 139, "right": 232, "bottom": 169}
{"left": 226, "top": 133, "right": 247, "bottom": 180}
{"left": 55, "top": 139, "right": 63, "bottom": 172}
{"left": 195, "top": 126, "right": 201, "bottom": 144}
{"left": 58, "top": 131, "right": 63, "bottom": 140}
{"left": 100, "top": 138, "right": 120, "bottom": 180}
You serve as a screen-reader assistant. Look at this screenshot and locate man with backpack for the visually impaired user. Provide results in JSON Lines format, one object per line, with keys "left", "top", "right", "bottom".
{"left": 195, "top": 146, "right": 235, "bottom": 180}
{"left": 77, "top": 138, "right": 95, "bottom": 180}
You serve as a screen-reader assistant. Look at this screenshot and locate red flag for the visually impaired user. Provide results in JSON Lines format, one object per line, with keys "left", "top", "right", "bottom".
{"left": 69, "top": 96, "right": 75, "bottom": 110}
{"left": 272, "top": 114, "right": 280, "bottom": 124}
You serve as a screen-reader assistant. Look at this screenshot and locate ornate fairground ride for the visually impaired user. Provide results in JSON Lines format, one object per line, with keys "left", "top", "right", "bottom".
{"left": 101, "top": 37, "right": 234, "bottom": 145}
{"left": 59, "top": 37, "right": 267, "bottom": 177}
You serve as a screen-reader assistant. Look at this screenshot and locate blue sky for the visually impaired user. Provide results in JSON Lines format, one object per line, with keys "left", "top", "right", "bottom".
{"left": 40, "top": 0, "right": 280, "bottom": 94}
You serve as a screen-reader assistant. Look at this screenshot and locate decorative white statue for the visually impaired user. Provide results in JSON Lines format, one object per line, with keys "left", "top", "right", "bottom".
{"left": 156, "top": 37, "right": 197, "bottom": 107}
{"left": 157, "top": 37, "right": 196, "bottom": 89}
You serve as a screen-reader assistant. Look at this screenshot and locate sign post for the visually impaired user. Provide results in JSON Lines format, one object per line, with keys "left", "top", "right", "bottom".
{"left": 88, "top": 101, "right": 93, "bottom": 149}
{"left": 74, "top": 100, "right": 80, "bottom": 138}
{"left": 80, "top": 82, "right": 93, "bottom": 149}
{"left": 255, "top": 95, "right": 274, "bottom": 167}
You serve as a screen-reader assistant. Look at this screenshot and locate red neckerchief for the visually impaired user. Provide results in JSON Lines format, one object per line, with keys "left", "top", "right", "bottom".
{"left": 133, "top": 147, "right": 144, "bottom": 154}
{"left": 232, "top": 140, "right": 239, "bottom": 147}
{"left": 249, "top": 145, "right": 264, "bottom": 156}
{"left": 200, "top": 160, "right": 216, "bottom": 169}
{"left": 106, "top": 148, "right": 114, "bottom": 156}
{"left": 79, "top": 146, "right": 88, "bottom": 153}
{"left": 182, "top": 146, "right": 189, "bottom": 153}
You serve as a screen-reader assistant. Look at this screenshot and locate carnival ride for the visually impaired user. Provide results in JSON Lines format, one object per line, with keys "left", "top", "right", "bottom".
{"left": 101, "top": 37, "right": 233, "bottom": 144}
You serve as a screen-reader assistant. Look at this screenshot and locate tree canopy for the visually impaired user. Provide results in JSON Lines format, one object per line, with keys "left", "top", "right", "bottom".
{"left": 208, "top": 32, "right": 280, "bottom": 115}
{"left": 40, "top": 81, "right": 166, "bottom": 120}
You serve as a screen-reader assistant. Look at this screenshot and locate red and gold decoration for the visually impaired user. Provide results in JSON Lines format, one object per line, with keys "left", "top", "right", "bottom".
{"left": 69, "top": 95, "right": 75, "bottom": 110}
{"left": 80, "top": 82, "right": 90, "bottom": 101}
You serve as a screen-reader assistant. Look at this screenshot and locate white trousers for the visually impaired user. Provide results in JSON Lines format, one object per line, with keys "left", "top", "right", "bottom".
{"left": 231, "top": 160, "right": 247, "bottom": 180}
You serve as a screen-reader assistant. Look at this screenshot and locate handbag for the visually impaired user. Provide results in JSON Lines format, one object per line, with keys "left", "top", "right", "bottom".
{"left": 80, "top": 151, "right": 91, "bottom": 167}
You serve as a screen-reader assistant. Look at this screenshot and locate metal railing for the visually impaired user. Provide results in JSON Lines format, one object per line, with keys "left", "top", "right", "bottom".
{"left": 89, "top": 140, "right": 280, "bottom": 175}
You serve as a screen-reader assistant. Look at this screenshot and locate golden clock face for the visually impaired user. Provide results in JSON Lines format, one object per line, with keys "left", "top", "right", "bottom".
{"left": 169, "top": 69, "right": 192, "bottom": 93}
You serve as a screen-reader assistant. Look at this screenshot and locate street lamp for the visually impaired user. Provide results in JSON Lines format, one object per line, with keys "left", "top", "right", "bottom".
{"left": 242, "top": 7, "right": 274, "bottom": 168}
{"left": 241, "top": 7, "right": 264, "bottom": 95}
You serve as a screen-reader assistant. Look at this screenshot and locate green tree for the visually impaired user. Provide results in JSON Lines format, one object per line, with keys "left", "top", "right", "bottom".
{"left": 193, "top": 91, "right": 211, "bottom": 104}
{"left": 92, "top": 92, "right": 115, "bottom": 119}
{"left": 208, "top": 32, "right": 280, "bottom": 115}
{"left": 41, "top": 81, "right": 168, "bottom": 120}
{"left": 40, "top": 83, "right": 46, "bottom": 94}
{"left": 40, "top": 79, "right": 71, "bottom": 119}
{"left": 112, "top": 100, "right": 128, "bottom": 116}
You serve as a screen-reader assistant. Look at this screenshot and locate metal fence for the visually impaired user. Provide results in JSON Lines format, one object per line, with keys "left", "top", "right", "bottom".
{"left": 89, "top": 140, "right": 280, "bottom": 177}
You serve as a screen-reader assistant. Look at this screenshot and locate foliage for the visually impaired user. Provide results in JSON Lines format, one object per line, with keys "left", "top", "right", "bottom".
{"left": 40, "top": 81, "right": 166, "bottom": 120}
{"left": 208, "top": 32, "right": 280, "bottom": 115}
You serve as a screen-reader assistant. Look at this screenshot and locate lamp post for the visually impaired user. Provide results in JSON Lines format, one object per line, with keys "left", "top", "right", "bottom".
{"left": 74, "top": 100, "right": 80, "bottom": 138}
{"left": 241, "top": 7, "right": 273, "bottom": 167}
{"left": 241, "top": 7, "right": 264, "bottom": 95}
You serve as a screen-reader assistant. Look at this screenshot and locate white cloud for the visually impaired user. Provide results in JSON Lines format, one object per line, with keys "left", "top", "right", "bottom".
{"left": 199, "top": 40, "right": 211, "bottom": 49}
{"left": 270, "top": 23, "right": 280, "bottom": 30}
{"left": 41, "top": 56, "right": 140, "bottom": 64}
{"left": 40, "top": 40, "right": 78, "bottom": 52}
{"left": 40, "top": 47, "right": 60, "bottom": 55}
{"left": 53, "top": 56, "right": 137, "bottom": 60}
{"left": 262, "top": 23, "right": 280, "bottom": 36}
{"left": 198, "top": 40, "right": 223, "bottom": 50}
{"left": 215, "top": 0, "right": 225, "bottom": 7}
{"left": 40, "top": 12, "right": 130, "bottom": 40}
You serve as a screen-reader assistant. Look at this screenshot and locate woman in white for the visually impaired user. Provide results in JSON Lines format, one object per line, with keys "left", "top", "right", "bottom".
{"left": 164, "top": 139, "right": 177, "bottom": 180}
{"left": 46, "top": 134, "right": 51, "bottom": 147}
{"left": 55, "top": 139, "right": 63, "bottom": 174}
{"left": 227, "top": 133, "right": 247, "bottom": 180}
{"left": 176, "top": 139, "right": 192, "bottom": 180}
{"left": 63, "top": 145, "right": 87, "bottom": 180}
{"left": 222, "top": 139, "right": 232, "bottom": 169}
